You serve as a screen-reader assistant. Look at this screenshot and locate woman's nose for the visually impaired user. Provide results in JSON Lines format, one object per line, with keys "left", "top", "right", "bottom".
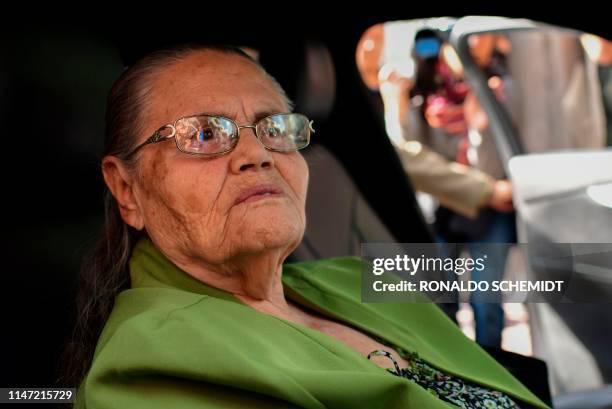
{"left": 229, "top": 127, "right": 275, "bottom": 173}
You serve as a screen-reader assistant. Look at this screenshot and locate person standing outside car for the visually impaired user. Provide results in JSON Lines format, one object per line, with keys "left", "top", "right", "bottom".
{"left": 356, "top": 22, "right": 513, "bottom": 221}
{"left": 357, "top": 21, "right": 514, "bottom": 349}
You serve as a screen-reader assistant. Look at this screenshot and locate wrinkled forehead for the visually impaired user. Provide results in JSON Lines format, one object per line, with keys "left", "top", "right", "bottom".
{"left": 146, "top": 50, "right": 288, "bottom": 127}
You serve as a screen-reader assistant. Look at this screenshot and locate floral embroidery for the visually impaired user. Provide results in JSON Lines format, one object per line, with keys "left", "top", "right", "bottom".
{"left": 367, "top": 337, "right": 520, "bottom": 409}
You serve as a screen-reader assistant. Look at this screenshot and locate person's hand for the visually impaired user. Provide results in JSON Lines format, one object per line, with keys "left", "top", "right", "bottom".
{"left": 378, "top": 60, "right": 415, "bottom": 96}
{"left": 488, "top": 180, "right": 514, "bottom": 212}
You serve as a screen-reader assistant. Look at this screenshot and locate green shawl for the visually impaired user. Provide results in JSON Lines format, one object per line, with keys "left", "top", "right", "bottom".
{"left": 75, "top": 238, "right": 549, "bottom": 408}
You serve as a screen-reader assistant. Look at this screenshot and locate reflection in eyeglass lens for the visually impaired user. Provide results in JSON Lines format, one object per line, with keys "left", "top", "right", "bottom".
{"left": 257, "top": 114, "right": 310, "bottom": 150}
{"left": 176, "top": 117, "right": 236, "bottom": 154}
{"left": 175, "top": 114, "right": 309, "bottom": 154}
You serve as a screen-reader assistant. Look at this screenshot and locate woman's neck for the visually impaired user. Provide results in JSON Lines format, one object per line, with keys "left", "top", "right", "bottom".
{"left": 169, "top": 248, "right": 297, "bottom": 319}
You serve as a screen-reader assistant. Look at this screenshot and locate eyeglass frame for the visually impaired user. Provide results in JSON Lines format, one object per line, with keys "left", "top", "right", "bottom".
{"left": 124, "top": 112, "right": 315, "bottom": 159}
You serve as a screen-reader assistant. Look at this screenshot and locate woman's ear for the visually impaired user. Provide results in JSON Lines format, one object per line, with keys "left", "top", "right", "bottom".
{"left": 102, "top": 156, "right": 145, "bottom": 230}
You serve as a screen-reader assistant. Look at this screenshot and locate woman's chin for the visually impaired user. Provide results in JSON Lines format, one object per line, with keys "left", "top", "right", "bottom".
{"left": 242, "top": 219, "right": 304, "bottom": 251}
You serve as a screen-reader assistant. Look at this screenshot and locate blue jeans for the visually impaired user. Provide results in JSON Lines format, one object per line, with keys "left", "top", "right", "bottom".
{"left": 437, "top": 210, "right": 516, "bottom": 348}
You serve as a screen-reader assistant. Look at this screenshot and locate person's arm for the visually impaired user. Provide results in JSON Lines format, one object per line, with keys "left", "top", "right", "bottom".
{"left": 377, "top": 62, "right": 416, "bottom": 147}
{"left": 393, "top": 140, "right": 496, "bottom": 218}
{"left": 378, "top": 77, "right": 512, "bottom": 218}
{"left": 355, "top": 23, "right": 417, "bottom": 146}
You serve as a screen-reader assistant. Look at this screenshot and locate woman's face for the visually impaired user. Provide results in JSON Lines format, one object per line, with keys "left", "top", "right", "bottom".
{"left": 128, "top": 50, "right": 309, "bottom": 269}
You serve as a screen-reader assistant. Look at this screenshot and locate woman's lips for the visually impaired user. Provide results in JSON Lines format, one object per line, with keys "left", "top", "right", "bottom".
{"left": 234, "top": 184, "right": 284, "bottom": 206}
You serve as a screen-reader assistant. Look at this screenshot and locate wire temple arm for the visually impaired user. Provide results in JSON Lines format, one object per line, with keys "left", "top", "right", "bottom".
{"left": 124, "top": 124, "right": 176, "bottom": 159}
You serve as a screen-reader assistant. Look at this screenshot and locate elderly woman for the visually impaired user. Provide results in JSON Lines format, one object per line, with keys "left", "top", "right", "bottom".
{"left": 69, "top": 44, "right": 548, "bottom": 409}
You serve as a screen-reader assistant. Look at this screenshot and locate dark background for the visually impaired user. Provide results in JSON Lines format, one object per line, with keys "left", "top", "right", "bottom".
{"left": 1, "top": 6, "right": 608, "bottom": 397}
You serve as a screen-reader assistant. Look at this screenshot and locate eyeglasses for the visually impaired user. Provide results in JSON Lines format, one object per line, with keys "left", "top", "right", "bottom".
{"left": 125, "top": 112, "right": 314, "bottom": 158}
